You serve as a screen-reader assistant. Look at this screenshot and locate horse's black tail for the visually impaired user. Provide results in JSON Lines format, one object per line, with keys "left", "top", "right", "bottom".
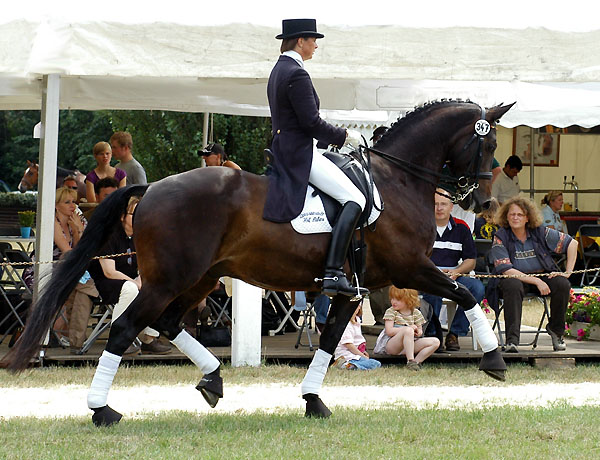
{"left": 4, "top": 185, "right": 149, "bottom": 372}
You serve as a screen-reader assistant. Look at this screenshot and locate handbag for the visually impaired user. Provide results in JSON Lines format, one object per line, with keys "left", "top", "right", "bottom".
{"left": 196, "top": 324, "right": 231, "bottom": 347}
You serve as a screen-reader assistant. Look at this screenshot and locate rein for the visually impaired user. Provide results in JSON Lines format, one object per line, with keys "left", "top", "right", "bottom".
{"left": 364, "top": 104, "right": 493, "bottom": 204}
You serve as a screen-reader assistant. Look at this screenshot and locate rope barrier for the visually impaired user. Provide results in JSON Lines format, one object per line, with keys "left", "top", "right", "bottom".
{"left": 0, "top": 251, "right": 136, "bottom": 268}
{"left": 1, "top": 252, "right": 598, "bottom": 280}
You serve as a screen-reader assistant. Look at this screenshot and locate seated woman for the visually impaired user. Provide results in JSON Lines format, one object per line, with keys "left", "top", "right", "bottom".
{"left": 88, "top": 196, "right": 171, "bottom": 355}
{"left": 540, "top": 190, "right": 568, "bottom": 234}
{"left": 85, "top": 141, "right": 127, "bottom": 203}
{"left": 52, "top": 186, "right": 99, "bottom": 352}
{"left": 489, "top": 196, "right": 578, "bottom": 353}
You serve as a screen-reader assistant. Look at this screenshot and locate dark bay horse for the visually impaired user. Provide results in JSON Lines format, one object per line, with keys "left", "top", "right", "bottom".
{"left": 18, "top": 160, "right": 86, "bottom": 202}
{"left": 5, "top": 101, "right": 514, "bottom": 425}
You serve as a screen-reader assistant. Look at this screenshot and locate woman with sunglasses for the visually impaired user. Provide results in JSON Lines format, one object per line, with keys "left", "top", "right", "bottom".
{"left": 85, "top": 141, "right": 127, "bottom": 203}
{"left": 88, "top": 196, "right": 171, "bottom": 355}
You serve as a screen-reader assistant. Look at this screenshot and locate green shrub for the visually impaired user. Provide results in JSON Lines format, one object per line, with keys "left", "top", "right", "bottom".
{"left": 0, "top": 192, "right": 37, "bottom": 209}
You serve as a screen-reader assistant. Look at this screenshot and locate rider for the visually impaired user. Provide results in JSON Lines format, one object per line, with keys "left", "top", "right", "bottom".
{"left": 265, "top": 18, "right": 367, "bottom": 297}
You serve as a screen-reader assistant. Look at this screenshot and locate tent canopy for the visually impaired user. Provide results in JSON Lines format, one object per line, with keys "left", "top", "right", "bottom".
{"left": 2, "top": 1, "right": 600, "bottom": 127}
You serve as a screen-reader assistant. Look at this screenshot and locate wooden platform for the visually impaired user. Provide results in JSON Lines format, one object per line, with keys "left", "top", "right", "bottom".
{"left": 3, "top": 324, "right": 600, "bottom": 367}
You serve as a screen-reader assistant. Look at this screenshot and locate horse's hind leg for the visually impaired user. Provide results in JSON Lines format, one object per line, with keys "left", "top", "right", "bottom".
{"left": 88, "top": 285, "right": 172, "bottom": 426}
{"left": 301, "top": 294, "right": 359, "bottom": 418}
{"left": 151, "top": 281, "right": 223, "bottom": 409}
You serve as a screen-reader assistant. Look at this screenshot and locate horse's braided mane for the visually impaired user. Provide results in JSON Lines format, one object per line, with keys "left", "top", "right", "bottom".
{"left": 375, "top": 98, "right": 474, "bottom": 146}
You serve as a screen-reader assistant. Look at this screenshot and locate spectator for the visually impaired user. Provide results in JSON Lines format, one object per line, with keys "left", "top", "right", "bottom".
{"left": 370, "top": 126, "right": 388, "bottom": 145}
{"left": 88, "top": 196, "right": 171, "bottom": 355}
{"left": 541, "top": 191, "right": 568, "bottom": 233}
{"left": 491, "top": 157, "right": 502, "bottom": 183}
{"left": 474, "top": 197, "right": 500, "bottom": 240}
{"left": 199, "top": 143, "right": 241, "bottom": 170}
{"left": 332, "top": 303, "right": 381, "bottom": 370}
{"left": 488, "top": 196, "right": 578, "bottom": 353}
{"left": 110, "top": 131, "right": 148, "bottom": 185}
{"left": 85, "top": 141, "right": 126, "bottom": 203}
{"left": 53, "top": 187, "right": 99, "bottom": 352}
{"left": 492, "top": 156, "right": 522, "bottom": 204}
{"left": 373, "top": 287, "right": 439, "bottom": 370}
{"left": 422, "top": 189, "right": 484, "bottom": 351}
{"left": 83, "top": 177, "right": 120, "bottom": 221}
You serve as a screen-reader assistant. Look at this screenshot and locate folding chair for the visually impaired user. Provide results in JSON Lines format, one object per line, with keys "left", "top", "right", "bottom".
{"left": 206, "top": 289, "right": 232, "bottom": 327}
{"left": 78, "top": 300, "right": 114, "bottom": 354}
{"left": 492, "top": 293, "right": 551, "bottom": 349}
{"left": 2, "top": 249, "right": 33, "bottom": 295}
{"left": 266, "top": 290, "right": 300, "bottom": 336}
{"left": 578, "top": 225, "right": 600, "bottom": 285}
{"left": 0, "top": 246, "right": 31, "bottom": 344}
{"left": 294, "top": 292, "right": 316, "bottom": 351}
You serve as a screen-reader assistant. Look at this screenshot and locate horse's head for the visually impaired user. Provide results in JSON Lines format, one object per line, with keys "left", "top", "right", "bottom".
{"left": 18, "top": 160, "right": 39, "bottom": 193}
{"left": 445, "top": 102, "right": 515, "bottom": 213}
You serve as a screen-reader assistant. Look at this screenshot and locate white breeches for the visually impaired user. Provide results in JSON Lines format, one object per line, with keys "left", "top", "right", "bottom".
{"left": 309, "top": 149, "right": 365, "bottom": 211}
{"left": 111, "top": 280, "right": 159, "bottom": 337}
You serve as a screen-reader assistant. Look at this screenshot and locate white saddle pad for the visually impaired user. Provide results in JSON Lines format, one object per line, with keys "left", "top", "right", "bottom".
{"left": 291, "top": 183, "right": 382, "bottom": 234}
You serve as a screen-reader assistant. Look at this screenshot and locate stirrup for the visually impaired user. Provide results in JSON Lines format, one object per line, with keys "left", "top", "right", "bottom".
{"left": 320, "top": 270, "right": 369, "bottom": 298}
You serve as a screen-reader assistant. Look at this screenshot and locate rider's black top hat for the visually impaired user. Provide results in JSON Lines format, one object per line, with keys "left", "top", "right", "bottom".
{"left": 276, "top": 19, "right": 324, "bottom": 40}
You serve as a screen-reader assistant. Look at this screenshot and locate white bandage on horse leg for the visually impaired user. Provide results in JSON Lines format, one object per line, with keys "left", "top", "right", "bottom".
{"left": 301, "top": 349, "right": 332, "bottom": 396}
{"left": 465, "top": 304, "right": 498, "bottom": 353}
{"left": 171, "top": 330, "right": 219, "bottom": 374}
{"left": 87, "top": 351, "right": 122, "bottom": 409}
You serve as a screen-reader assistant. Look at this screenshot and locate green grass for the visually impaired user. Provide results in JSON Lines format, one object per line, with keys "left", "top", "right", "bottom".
{"left": 3, "top": 362, "right": 600, "bottom": 388}
{"left": 1, "top": 406, "right": 600, "bottom": 460}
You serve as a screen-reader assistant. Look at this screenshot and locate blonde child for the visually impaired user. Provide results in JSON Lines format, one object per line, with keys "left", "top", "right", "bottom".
{"left": 333, "top": 304, "right": 381, "bottom": 370}
{"left": 373, "top": 287, "right": 440, "bottom": 370}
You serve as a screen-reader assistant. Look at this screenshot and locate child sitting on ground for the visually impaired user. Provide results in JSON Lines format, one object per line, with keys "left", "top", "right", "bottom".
{"left": 373, "top": 286, "right": 440, "bottom": 371}
{"left": 333, "top": 304, "right": 381, "bottom": 370}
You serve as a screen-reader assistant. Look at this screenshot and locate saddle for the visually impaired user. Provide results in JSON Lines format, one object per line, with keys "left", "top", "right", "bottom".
{"left": 264, "top": 149, "right": 380, "bottom": 229}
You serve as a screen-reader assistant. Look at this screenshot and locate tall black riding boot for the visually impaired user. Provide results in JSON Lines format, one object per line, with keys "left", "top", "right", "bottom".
{"left": 321, "top": 202, "right": 369, "bottom": 297}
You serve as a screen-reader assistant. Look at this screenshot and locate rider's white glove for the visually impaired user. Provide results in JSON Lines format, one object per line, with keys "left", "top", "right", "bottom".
{"left": 343, "top": 129, "right": 363, "bottom": 148}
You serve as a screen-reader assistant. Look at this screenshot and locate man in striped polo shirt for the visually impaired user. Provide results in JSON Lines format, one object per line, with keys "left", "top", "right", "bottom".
{"left": 422, "top": 189, "right": 485, "bottom": 351}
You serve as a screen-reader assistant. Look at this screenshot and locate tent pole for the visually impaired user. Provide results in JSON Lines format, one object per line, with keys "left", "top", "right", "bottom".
{"left": 201, "top": 112, "right": 210, "bottom": 167}
{"left": 34, "top": 74, "right": 60, "bottom": 302}
{"left": 529, "top": 127, "right": 535, "bottom": 201}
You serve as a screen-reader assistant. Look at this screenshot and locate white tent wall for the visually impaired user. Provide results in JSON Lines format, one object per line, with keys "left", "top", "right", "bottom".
{"left": 494, "top": 128, "right": 600, "bottom": 211}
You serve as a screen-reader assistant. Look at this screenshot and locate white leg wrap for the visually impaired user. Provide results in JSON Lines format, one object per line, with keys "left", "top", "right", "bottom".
{"left": 171, "top": 330, "right": 219, "bottom": 374}
{"left": 465, "top": 304, "right": 498, "bottom": 353}
{"left": 301, "top": 349, "right": 332, "bottom": 396}
{"left": 87, "top": 351, "right": 122, "bottom": 409}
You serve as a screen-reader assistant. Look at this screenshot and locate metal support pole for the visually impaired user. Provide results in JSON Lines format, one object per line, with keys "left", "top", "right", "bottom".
{"left": 201, "top": 112, "right": 210, "bottom": 167}
{"left": 529, "top": 127, "right": 535, "bottom": 201}
{"left": 34, "top": 74, "right": 60, "bottom": 301}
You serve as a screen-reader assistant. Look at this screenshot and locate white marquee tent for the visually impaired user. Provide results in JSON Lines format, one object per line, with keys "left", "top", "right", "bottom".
{"left": 2, "top": 0, "right": 600, "bottom": 365}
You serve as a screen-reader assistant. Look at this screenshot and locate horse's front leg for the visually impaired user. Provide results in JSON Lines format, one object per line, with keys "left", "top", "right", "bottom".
{"left": 301, "top": 294, "right": 359, "bottom": 418}
{"left": 408, "top": 264, "right": 506, "bottom": 382}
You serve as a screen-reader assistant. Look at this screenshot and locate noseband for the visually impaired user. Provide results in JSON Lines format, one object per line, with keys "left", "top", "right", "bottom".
{"left": 365, "top": 104, "right": 493, "bottom": 204}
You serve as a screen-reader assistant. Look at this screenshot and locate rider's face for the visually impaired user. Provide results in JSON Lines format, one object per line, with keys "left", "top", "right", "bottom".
{"left": 297, "top": 37, "right": 318, "bottom": 61}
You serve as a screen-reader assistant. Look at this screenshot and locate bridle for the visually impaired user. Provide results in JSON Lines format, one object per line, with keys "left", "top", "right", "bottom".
{"left": 364, "top": 104, "right": 493, "bottom": 204}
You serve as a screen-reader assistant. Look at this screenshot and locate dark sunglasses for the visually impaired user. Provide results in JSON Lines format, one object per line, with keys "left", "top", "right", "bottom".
{"left": 66, "top": 186, "right": 78, "bottom": 190}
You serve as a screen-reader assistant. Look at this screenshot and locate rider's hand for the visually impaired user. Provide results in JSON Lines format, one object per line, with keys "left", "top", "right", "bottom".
{"left": 344, "top": 129, "right": 363, "bottom": 148}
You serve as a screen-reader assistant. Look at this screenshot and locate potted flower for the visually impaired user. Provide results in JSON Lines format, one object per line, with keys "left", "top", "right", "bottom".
{"left": 565, "top": 288, "right": 600, "bottom": 341}
{"left": 17, "top": 210, "right": 35, "bottom": 238}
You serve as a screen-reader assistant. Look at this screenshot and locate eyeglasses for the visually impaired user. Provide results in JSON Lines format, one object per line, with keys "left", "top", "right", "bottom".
{"left": 508, "top": 212, "right": 526, "bottom": 219}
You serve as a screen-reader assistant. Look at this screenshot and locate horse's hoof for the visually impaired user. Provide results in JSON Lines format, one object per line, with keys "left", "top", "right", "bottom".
{"left": 303, "top": 393, "right": 332, "bottom": 418}
{"left": 483, "top": 369, "right": 506, "bottom": 382}
{"left": 196, "top": 368, "right": 223, "bottom": 408}
{"left": 479, "top": 348, "right": 507, "bottom": 382}
{"left": 91, "top": 405, "right": 122, "bottom": 427}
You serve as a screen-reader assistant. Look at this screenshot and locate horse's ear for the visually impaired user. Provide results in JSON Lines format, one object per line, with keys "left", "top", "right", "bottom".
{"left": 488, "top": 102, "right": 516, "bottom": 122}
{"left": 27, "top": 160, "right": 32, "bottom": 166}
